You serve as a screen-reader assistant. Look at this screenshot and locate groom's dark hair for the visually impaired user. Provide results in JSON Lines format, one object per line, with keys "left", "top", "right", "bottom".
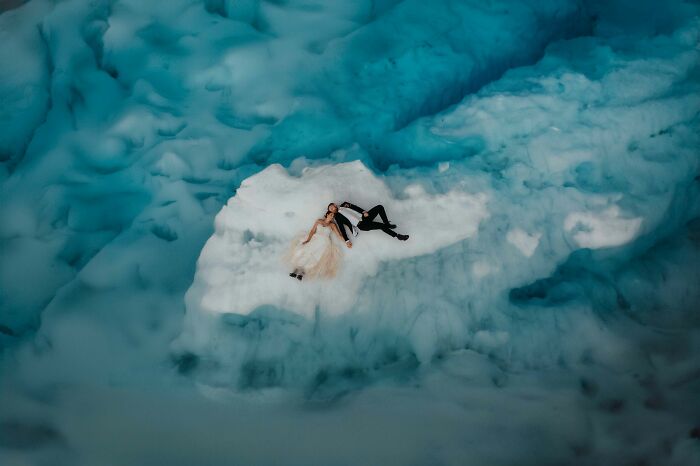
{"left": 328, "top": 202, "right": 335, "bottom": 209}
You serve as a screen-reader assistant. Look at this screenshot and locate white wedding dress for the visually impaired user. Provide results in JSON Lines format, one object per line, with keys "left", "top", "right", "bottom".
{"left": 285, "top": 225, "right": 342, "bottom": 279}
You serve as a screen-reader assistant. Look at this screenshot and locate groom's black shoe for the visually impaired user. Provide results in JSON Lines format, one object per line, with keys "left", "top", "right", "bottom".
{"left": 397, "top": 234, "right": 409, "bottom": 241}
{"left": 289, "top": 272, "right": 297, "bottom": 278}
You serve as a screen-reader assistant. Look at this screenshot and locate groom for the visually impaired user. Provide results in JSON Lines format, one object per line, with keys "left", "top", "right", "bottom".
{"left": 328, "top": 202, "right": 409, "bottom": 248}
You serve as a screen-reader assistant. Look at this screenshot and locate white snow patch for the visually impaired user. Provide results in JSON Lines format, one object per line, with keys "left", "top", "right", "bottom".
{"left": 187, "top": 161, "right": 489, "bottom": 319}
{"left": 506, "top": 228, "right": 541, "bottom": 257}
{"left": 564, "top": 206, "right": 643, "bottom": 249}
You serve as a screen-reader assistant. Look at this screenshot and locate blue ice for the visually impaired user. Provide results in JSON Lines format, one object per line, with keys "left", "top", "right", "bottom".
{"left": 1, "top": 0, "right": 699, "bottom": 464}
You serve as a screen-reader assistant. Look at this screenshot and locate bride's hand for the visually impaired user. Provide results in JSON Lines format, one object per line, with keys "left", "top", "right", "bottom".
{"left": 302, "top": 239, "right": 310, "bottom": 244}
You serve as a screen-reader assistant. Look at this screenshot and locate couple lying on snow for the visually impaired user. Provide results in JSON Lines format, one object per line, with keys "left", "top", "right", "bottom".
{"left": 286, "top": 202, "right": 409, "bottom": 281}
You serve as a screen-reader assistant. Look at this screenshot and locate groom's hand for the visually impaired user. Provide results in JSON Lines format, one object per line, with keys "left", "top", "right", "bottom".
{"left": 362, "top": 211, "right": 368, "bottom": 217}
{"left": 346, "top": 240, "right": 353, "bottom": 248}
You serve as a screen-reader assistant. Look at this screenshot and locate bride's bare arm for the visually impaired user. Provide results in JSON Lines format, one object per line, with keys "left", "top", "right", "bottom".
{"left": 303, "top": 220, "right": 320, "bottom": 244}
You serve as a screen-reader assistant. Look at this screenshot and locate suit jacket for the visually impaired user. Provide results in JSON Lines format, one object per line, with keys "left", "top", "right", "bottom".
{"left": 334, "top": 202, "right": 365, "bottom": 242}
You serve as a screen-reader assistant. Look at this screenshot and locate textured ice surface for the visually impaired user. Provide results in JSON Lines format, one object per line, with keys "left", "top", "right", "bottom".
{"left": 178, "top": 4, "right": 700, "bottom": 390}
{"left": 0, "top": 0, "right": 590, "bottom": 338}
{"left": 1, "top": 0, "right": 700, "bottom": 465}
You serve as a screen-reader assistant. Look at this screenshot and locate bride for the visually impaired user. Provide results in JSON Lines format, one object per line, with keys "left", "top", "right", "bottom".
{"left": 286, "top": 209, "right": 346, "bottom": 281}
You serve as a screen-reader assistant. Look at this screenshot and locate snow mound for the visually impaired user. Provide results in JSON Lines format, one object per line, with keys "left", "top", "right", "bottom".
{"left": 189, "top": 160, "right": 488, "bottom": 318}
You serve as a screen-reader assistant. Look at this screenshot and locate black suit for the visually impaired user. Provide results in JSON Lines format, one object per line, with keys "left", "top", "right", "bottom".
{"left": 336, "top": 202, "right": 397, "bottom": 239}
{"left": 333, "top": 206, "right": 355, "bottom": 242}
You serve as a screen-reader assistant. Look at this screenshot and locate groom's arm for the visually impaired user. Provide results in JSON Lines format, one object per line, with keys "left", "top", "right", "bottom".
{"left": 341, "top": 202, "right": 365, "bottom": 214}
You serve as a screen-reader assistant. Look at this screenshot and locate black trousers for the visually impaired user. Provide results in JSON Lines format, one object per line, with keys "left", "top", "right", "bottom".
{"left": 357, "top": 204, "right": 396, "bottom": 237}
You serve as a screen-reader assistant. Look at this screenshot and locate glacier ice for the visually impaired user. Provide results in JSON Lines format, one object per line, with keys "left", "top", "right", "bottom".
{"left": 1, "top": 0, "right": 700, "bottom": 464}
{"left": 177, "top": 4, "right": 700, "bottom": 390}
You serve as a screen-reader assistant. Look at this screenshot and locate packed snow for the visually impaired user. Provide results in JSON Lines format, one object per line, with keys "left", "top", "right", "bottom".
{"left": 184, "top": 160, "right": 488, "bottom": 319}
